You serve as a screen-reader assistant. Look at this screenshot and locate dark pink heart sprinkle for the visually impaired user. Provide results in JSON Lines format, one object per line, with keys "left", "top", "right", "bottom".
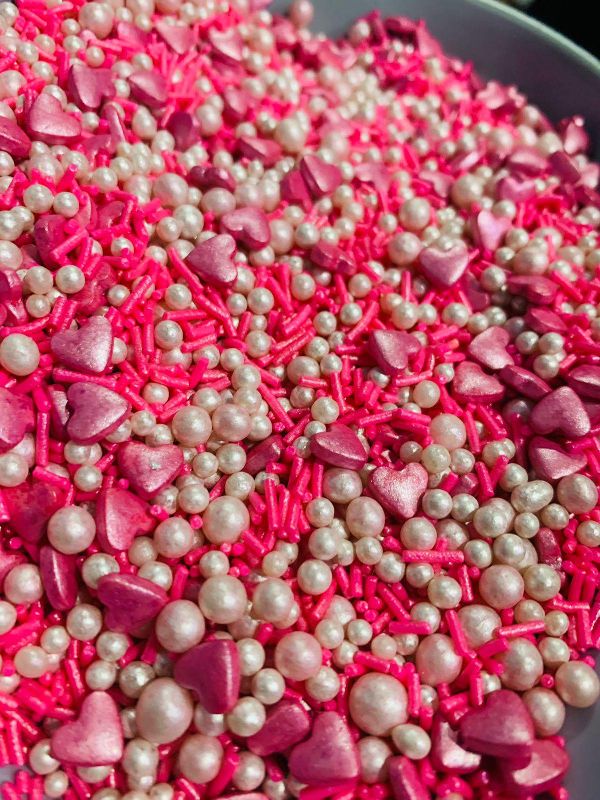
{"left": 97, "top": 573, "right": 168, "bottom": 633}
{"left": 467, "top": 326, "right": 514, "bottom": 370}
{"left": 497, "top": 175, "right": 537, "bottom": 203}
{"left": 506, "top": 147, "right": 548, "bottom": 176}
{"left": 317, "top": 40, "right": 357, "bottom": 70}
{"left": 473, "top": 210, "right": 511, "bottom": 252}
{"left": 584, "top": 400, "right": 600, "bottom": 425}
{"left": 247, "top": 700, "right": 311, "bottom": 756}
{"left": 499, "top": 366, "right": 550, "bottom": 401}
{"left": 81, "top": 133, "right": 114, "bottom": 160}
{"left": 67, "top": 65, "right": 114, "bottom": 111}
{"left": 558, "top": 115, "right": 589, "bottom": 155}
{"left": 155, "top": 19, "right": 195, "bottom": 54}
{"left": 354, "top": 162, "right": 391, "bottom": 195}
{"left": 25, "top": 93, "right": 81, "bottom": 145}
{"left": 299, "top": 154, "right": 342, "bottom": 198}
{"left": 117, "top": 442, "right": 183, "bottom": 499}
{"left": 388, "top": 756, "right": 431, "bottom": 800}
{"left": 280, "top": 169, "right": 312, "bottom": 207}
{"left": 237, "top": 136, "right": 282, "bottom": 167}
{"left": 318, "top": 110, "right": 355, "bottom": 139}
{"left": 384, "top": 15, "right": 418, "bottom": 37}
{"left": 51, "top": 692, "right": 123, "bottom": 767}
{"left": 0, "top": 385, "right": 35, "bottom": 453}
{"left": 208, "top": 26, "right": 244, "bottom": 64}
{"left": 95, "top": 486, "right": 153, "bottom": 552}
{"left": 33, "top": 214, "right": 67, "bottom": 267}
{"left": 310, "top": 424, "right": 367, "bottom": 470}
{"left": 66, "top": 383, "right": 130, "bottom": 445}
{"left": 222, "top": 86, "right": 250, "bottom": 123}
{"left": 48, "top": 385, "right": 70, "bottom": 438}
{"left": 453, "top": 361, "right": 505, "bottom": 404}
{"left": 459, "top": 690, "right": 534, "bottom": 761}
{"left": 0, "top": 549, "right": 26, "bottom": 590}
{"left": 462, "top": 273, "right": 490, "bottom": 312}
{"left": 4, "top": 480, "right": 66, "bottom": 543}
{"left": 419, "top": 241, "right": 469, "bottom": 288}
{"left": 449, "top": 149, "right": 484, "bottom": 173}
{"left": 430, "top": 716, "right": 481, "bottom": 775}
{"left": 39, "top": 546, "right": 78, "bottom": 611}
{"left": 174, "top": 639, "right": 240, "bottom": 713}
{"left": 116, "top": 21, "right": 149, "bottom": 46}
{"left": 524, "top": 307, "right": 567, "bottom": 335}
{"left": 500, "top": 739, "right": 569, "bottom": 797}
{"left": 310, "top": 242, "right": 356, "bottom": 276}
{"left": 128, "top": 70, "right": 168, "bottom": 109}
{"left": 534, "top": 527, "right": 563, "bottom": 570}
{"left": 369, "top": 329, "right": 421, "bottom": 377}
{"left": 188, "top": 165, "right": 235, "bottom": 192}
{"left": 508, "top": 275, "right": 558, "bottom": 306}
{"left": 51, "top": 316, "right": 114, "bottom": 374}
{"left": 0, "top": 269, "right": 22, "bottom": 305}
{"left": 244, "top": 435, "right": 284, "bottom": 476}
{"left": 221, "top": 207, "right": 270, "bottom": 250}
{"left": 549, "top": 150, "right": 581, "bottom": 184}
{"left": 185, "top": 233, "right": 238, "bottom": 288}
{"left": 96, "top": 200, "right": 126, "bottom": 229}
{"left": 0, "top": 115, "right": 32, "bottom": 159}
{"left": 166, "top": 111, "right": 198, "bottom": 151}
{"left": 419, "top": 170, "right": 453, "bottom": 198}
{"left": 567, "top": 365, "right": 600, "bottom": 400}
{"left": 288, "top": 712, "right": 359, "bottom": 786}
{"left": 369, "top": 463, "right": 428, "bottom": 519}
{"left": 530, "top": 386, "right": 591, "bottom": 439}
{"left": 529, "top": 437, "right": 586, "bottom": 482}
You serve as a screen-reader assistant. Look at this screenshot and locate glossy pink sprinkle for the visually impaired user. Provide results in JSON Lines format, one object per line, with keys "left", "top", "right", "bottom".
{"left": 467, "top": 325, "right": 514, "bottom": 370}
{"left": 25, "top": 93, "right": 81, "bottom": 145}
{"left": 185, "top": 233, "right": 238, "bottom": 288}
{"left": 529, "top": 437, "right": 587, "bottom": 482}
{"left": 117, "top": 442, "right": 183, "bottom": 500}
{"left": 95, "top": 486, "right": 153, "bottom": 552}
{"left": 67, "top": 64, "right": 115, "bottom": 111}
{"left": 299, "top": 154, "right": 343, "bottom": 198}
{"left": 155, "top": 19, "right": 195, "bottom": 54}
{"left": 221, "top": 207, "right": 271, "bottom": 250}
{"left": 388, "top": 756, "right": 431, "bottom": 800}
{"left": 128, "top": 70, "right": 168, "bottom": 109}
{"left": 247, "top": 700, "right": 311, "bottom": 756}
{"left": 473, "top": 210, "right": 511, "bottom": 252}
{"left": 0, "top": 115, "right": 32, "bottom": 158}
{"left": 369, "top": 329, "right": 421, "bottom": 377}
{"left": 244, "top": 435, "right": 284, "bottom": 476}
{"left": 288, "top": 712, "right": 359, "bottom": 786}
{"left": 459, "top": 689, "right": 535, "bottom": 761}
{"left": 39, "top": 546, "right": 78, "bottom": 611}
{"left": 369, "top": 463, "right": 428, "bottom": 519}
{"left": 174, "top": 639, "right": 240, "bottom": 713}
{"left": 50, "top": 692, "right": 124, "bottom": 766}
{"left": 97, "top": 573, "right": 168, "bottom": 633}
{"left": 500, "top": 739, "right": 570, "bottom": 796}
{"left": 453, "top": 361, "right": 505, "bottom": 404}
{"left": 430, "top": 716, "right": 481, "bottom": 775}
{"left": 51, "top": 316, "right": 114, "bottom": 374}
{"left": 2, "top": 480, "right": 65, "bottom": 544}
{"left": 500, "top": 365, "right": 551, "bottom": 401}
{"left": 66, "top": 383, "right": 130, "bottom": 445}
{"left": 567, "top": 364, "right": 600, "bottom": 400}
{"left": 530, "top": 386, "right": 591, "bottom": 439}
{"left": 166, "top": 111, "right": 198, "bottom": 151}
{"left": 0, "top": 386, "right": 34, "bottom": 453}
{"left": 310, "top": 241, "right": 356, "bottom": 275}
{"left": 310, "top": 424, "right": 367, "bottom": 470}
{"left": 419, "top": 241, "right": 469, "bottom": 288}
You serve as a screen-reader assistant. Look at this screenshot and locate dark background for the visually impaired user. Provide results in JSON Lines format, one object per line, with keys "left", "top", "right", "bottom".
{"left": 529, "top": 0, "right": 599, "bottom": 56}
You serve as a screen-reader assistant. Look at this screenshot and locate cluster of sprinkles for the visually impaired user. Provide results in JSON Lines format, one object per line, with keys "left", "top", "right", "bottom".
{"left": 0, "top": 0, "right": 600, "bottom": 798}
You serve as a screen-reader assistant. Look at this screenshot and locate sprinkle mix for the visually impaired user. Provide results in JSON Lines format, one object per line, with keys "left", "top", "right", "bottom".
{"left": 0, "top": 1, "right": 599, "bottom": 799}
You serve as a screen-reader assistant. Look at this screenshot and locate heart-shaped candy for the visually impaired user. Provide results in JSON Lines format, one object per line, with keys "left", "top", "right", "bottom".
{"left": 221, "top": 207, "right": 270, "bottom": 250}
{"left": 419, "top": 241, "right": 469, "bottom": 288}
{"left": 118, "top": 442, "right": 183, "bottom": 500}
{"left": 524, "top": 307, "right": 567, "bottom": 335}
{"left": 51, "top": 316, "right": 114, "bottom": 374}
{"left": 188, "top": 165, "right": 235, "bottom": 192}
{"left": 567, "top": 365, "right": 600, "bottom": 401}
{"left": 0, "top": 386, "right": 34, "bottom": 453}
{"left": 3, "top": 480, "right": 65, "bottom": 543}
{"left": 310, "top": 424, "right": 367, "bottom": 470}
{"left": 369, "top": 330, "right": 422, "bottom": 377}
{"left": 33, "top": 215, "right": 68, "bottom": 267}
{"left": 467, "top": 326, "right": 514, "bottom": 370}
{"left": 559, "top": 115, "right": 588, "bottom": 155}
{"left": 0, "top": 548, "right": 25, "bottom": 589}
{"left": 66, "top": 383, "right": 130, "bottom": 445}
{"left": 459, "top": 689, "right": 534, "bottom": 760}
{"left": 530, "top": 387, "right": 590, "bottom": 439}
{"left": 299, "top": 154, "right": 342, "bottom": 198}
{"left": 281, "top": 169, "right": 312, "bottom": 207}
{"left": 430, "top": 716, "right": 481, "bottom": 775}
{"left": 529, "top": 437, "right": 586, "bottom": 482}
{"left": 223, "top": 86, "right": 250, "bottom": 123}
{"left": 507, "top": 147, "right": 548, "bottom": 177}
{"left": 0, "top": 116, "right": 32, "bottom": 159}
{"left": 97, "top": 573, "right": 168, "bottom": 633}
{"left": 499, "top": 366, "right": 550, "bottom": 401}
{"left": 533, "top": 526, "right": 562, "bottom": 570}
{"left": 388, "top": 756, "right": 431, "bottom": 800}
{"left": 67, "top": 65, "right": 115, "bottom": 110}
{"left": 453, "top": 361, "right": 505, "bottom": 404}
{"left": 174, "top": 639, "right": 240, "bottom": 713}
{"left": 51, "top": 691, "right": 123, "bottom": 766}
{"left": 185, "top": 234, "right": 237, "bottom": 288}
{"left": 39, "top": 546, "right": 78, "bottom": 611}
{"left": 166, "top": 111, "right": 197, "bottom": 151}
{"left": 497, "top": 175, "right": 537, "bottom": 203}
{"left": 48, "top": 386, "right": 69, "bottom": 438}
{"left": 354, "top": 162, "right": 392, "bottom": 195}
{"left": 288, "top": 712, "right": 358, "bottom": 786}
{"left": 247, "top": 700, "right": 311, "bottom": 756}
{"left": 369, "top": 463, "right": 428, "bottom": 519}
{"left": 473, "top": 210, "right": 511, "bottom": 252}
{"left": 245, "top": 435, "right": 284, "bottom": 476}
{"left": 208, "top": 26, "right": 244, "bottom": 63}
{"left": 237, "top": 136, "right": 282, "bottom": 167}
{"left": 155, "top": 19, "right": 195, "bottom": 54}
{"left": 310, "top": 242, "right": 356, "bottom": 276}
{"left": 500, "top": 739, "right": 569, "bottom": 796}
{"left": 25, "top": 93, "right": 81, "bottom": 145}
{"left": 128, "top": 70, "right": 167, "bottom": 109}
{"left": 95, "top": 486, "right": 153, "bottom": 552}
{"left": 507, "top": 275, "right": 557, "bottom": 305}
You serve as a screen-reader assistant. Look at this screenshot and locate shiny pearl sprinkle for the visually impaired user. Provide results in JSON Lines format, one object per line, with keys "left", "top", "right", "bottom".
{"left": 0, "top": 1, "right": 599, "bottom": 799}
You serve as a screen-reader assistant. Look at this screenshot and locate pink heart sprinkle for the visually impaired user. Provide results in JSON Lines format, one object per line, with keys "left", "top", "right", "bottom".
{"left": 155, "top": 19, "right": 195, "bottom": 54}
{"left": 244, "top": 435, "right": 284, "bottom": 476}
{"left": 567, "top": 364, "right": 600, "bottom": 400}
{"left": 67, "top": 64, "right": 115, "bottom": 111}
{"left": 0, "top": 386, "right": 35, "bottom": 453}
{"left": 288, "top": 712, "right": 359, "bottom": 786}
{"left": 430, "top": 716, "right": 481, "bottom": 775}
{"left": 117, "top": 442, "right": 183, "bottom": 499}
{"left": 25, "top": 93, "right": 81, "bottom": 145}
{"left": 281, "top": 169, "right": 312, "bottom": 208}
{"left": 0, "top": 116, "right": 32, "bottom": 159}
{"left": 208, "top": 26, "right": 244, "bottom": 63}
{"left": 500, "top": 739, "right": 569, "bottom": 796}
{"left": 497, "top": 175, "right": 537, "bottom": 203}
{"left": 188, "top": 165, "right": 235, "bottom": 192}
{"left": 33, "top": 214, "right": 68, "bottom": 268}
{"left": 128, "top": 70, "right": 168, "bottom": 109}
{"left": 388, "top": 756, "right": 431, "bottom": 800}
{"left": 473, "top": 210, "right": 511, "bottom": 252}
{"left": 299, "top": 154, "right": 342, "bottom": 198}
{"left": 507, "top": 275, "right": 557, "bottom": 305}
{"left": 237, "top": 136, "right": 282, "bottom": 167}
{"left": 369, "top": 463, "right": 428, "bottom": 519}
{"left": 174, "top": 639, "right": 240, "bottom": 713}
{"left": 310, "top": 242, "right": 356, "bottom": 276}
{"left": 39, "top": 546, "right": 78, "bottom": 611}
{"left": 97, "top": 573, "right": 168, "bottom": 633}
{"left": 453, "top": 361, "right": 505, "bottom": 404}
{"left": 467, "top": 326, "right": 514, "bottom": 370}
{"left": 66, "top": 383, "right": 130, "bottom": 445}
{"left": 459, "top": 689, "right": 534, "bottom": 761}
{"left": 221, "top": 207, "right": 270, "bottom": 250}
{"left": 369, "top": 329, "right": 422, "bottom": 377}
{"left": 3, "top": 480, "right": 66, "bottom": 544}
{"left": 166, "top": 111, "right": 198, "bottom": 151}
{"left": 51, "top": 316, "right": 114, "bottom": 374}
{"left": 530, "top": 386, "right": 591, "bottom": 439}
{"left": 534, "top": 527, "right": 562, "bottom": 570}
{"left": 529, "top": 437, "right": 587, "bottom": 482}
{"left": 95, "top": 486, "right": 153, "bottom": 552}
{"left": 419, "top": 241, "right": 469, "bottom": 288}
{"left": 247, "top": 700, "right": 311, "bottom": 757}
{"left": 310, "top": 424, "right": 367, "bottom": 471}
{"left": 51, "top": 692, "right": 123, "bottom": 766}
{"left": 185, "top": 233, "right": 238, "bottom": 288}
{"left": 223, "top": 86, "right": 250, "bottom": 123}
{"left": 499, "top": 366, "right": 550, "bottom": 401}
{"left": 524, "top": 307, "right": 567, "bottom": 334}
